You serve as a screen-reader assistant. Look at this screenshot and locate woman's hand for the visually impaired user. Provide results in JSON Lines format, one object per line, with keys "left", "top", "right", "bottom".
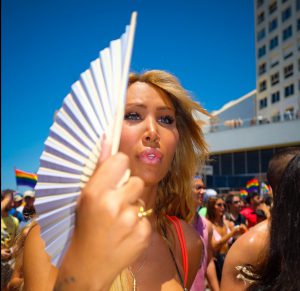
{"left": 55, "top": 141, "right": 151, "bottom": 291}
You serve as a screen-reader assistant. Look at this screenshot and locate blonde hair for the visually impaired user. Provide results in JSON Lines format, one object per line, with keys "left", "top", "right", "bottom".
{"left": 110, "top": 70, "right": 209, "bottom": 290}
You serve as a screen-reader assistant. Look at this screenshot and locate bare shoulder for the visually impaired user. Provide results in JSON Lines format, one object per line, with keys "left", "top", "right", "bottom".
{"left": 220, "top": 220, "right": 269, "bottom": 291}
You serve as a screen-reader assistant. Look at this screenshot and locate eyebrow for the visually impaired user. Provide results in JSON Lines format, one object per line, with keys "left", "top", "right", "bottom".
{"left": 126, "top": 103, "right": 175, "bottom": 111}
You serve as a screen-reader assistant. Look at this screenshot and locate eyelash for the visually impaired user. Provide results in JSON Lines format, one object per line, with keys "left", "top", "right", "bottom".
{"left": 124, "top": 112, "right": 175, "bottom": 125}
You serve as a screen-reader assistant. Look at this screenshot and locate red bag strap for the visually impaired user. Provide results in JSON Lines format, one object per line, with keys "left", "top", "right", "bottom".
{"left": 166, "top": 215, "right": 188, "bottom": 287}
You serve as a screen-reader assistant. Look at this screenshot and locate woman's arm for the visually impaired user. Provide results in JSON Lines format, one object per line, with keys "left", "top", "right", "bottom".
{"left": 23, "top": 152, "right": 151, "bottom": 291}
{"left": 23, "top": 224, "right": 57, "bottom": 291}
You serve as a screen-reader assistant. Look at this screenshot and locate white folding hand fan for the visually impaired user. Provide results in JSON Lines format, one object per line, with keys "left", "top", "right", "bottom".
{"left": 34, "top": 12, "right": 137, "bottom": 267}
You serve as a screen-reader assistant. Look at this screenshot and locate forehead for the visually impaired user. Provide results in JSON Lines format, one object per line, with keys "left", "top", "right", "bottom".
{"left": 194, "top": 178, "right": 204, "bottom": 185}
{"left": 216, "top": 198, "right": 224, "bottom": 203}
{"left": 127, "top": 82, "right": 174, "bottom": 109}
{"left": 233, "top": 196, "right": 240, "bottom": 201}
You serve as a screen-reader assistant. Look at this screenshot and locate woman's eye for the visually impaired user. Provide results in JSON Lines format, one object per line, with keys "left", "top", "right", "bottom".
{"left": 124, "top": 112, "right": 141, "bottom": 121}
{"left": 158, "top": 115, "right": 175, "bottom": 125}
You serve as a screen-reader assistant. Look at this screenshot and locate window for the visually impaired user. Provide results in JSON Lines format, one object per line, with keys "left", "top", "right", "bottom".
{"left": 284, "top": 84, "right": 294, "bottom": 97}
{"left": 271, "top": 60, "right": 279, "bottom": 68}
{"left": 284, "top": 64, "right": 293, "bottom": 78}
{"left": 257, "top": 0, "right": 264, "bottom": 8}
{"left": 269, "top": 36, "right": 278, "bottom": 50}
{"left": 247, "top": 151, "right": 259, "bottom": 174}
{"left": 233, "top": 152, "right": 246, "bottom": 175}
{"left": 297, "top": 0, "right": 300, "bottom": 11}
{"left": 269, "top": 18, "right": 278, "bottom": 32}
{"left": 283, "top": 26, "right": 292, "bottom": 41}
{"left": 284, "top": 107, "right": 294, "bottom": 120}
{"left": 257, "top": 12, "right": 265, "bottom": 24}
{"left": 272, "top": 112, "right": 281, "bottom": 122}
{"left": 261, "top": 149, "right": 274, "bottom": 172}
{"left": 259, "top": 63, "right": 266, "bottom": 75}
{"left": 259, "top": 80, "right": 267, "bottom": 92}
{"left": 271, "top": 91, "right": 280, "bottom": 103}
{"left": 258, "top": 45, "right": 266, "bottom": 58}
{"left": 269, "top": 2, "right": 277, "bottom": 14}
{"left": 259, "top": 97, "right": 268, "bottom": 109}
{"left": 298, "top": 59, "right": 300, "bottom": 71}
{"left": 210, "top": 155, "right": 220, "bottom": 176}
{"left": 298, "top": 19, "right": 300, "bottom": 31}
{"left": 282, "top": 7, "right": 291, "bottom": 22}
{"left": 271, "top": 72, "right": 279, "bottom": 85}
{"left": 284, "top": 52, "right": 293, "bottom": 59}
{"left": 221, "top": 154, "right": 232, "bottom": 175}
{"left": 257, "top": 29, "right": 266, "bottom": 41}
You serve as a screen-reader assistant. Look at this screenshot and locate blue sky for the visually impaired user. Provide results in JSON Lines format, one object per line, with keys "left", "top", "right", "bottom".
{"left": 1, "top": 0, "right": 255, "bottom": 190}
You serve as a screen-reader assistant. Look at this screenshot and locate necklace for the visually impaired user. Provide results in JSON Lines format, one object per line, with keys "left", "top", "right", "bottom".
{"left": 128, "top": 257, "right": 147, "bottom": 291}
{"left": 128, "top": 238, "right": 152, "bottom": 291}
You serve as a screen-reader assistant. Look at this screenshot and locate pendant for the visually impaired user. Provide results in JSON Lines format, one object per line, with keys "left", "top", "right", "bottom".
{"left": 133, "top": 277, "right": 137, "bottom": 291}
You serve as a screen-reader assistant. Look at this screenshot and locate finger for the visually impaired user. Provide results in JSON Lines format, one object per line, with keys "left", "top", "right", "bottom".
{"left": 118, "top": 176, "right": 145, "bottom": 204}
{"left": 87, "top": 153, "right": 130, "bottom": 191}
{"left": 98, "top": 134, "right": 112, "bottom": 164}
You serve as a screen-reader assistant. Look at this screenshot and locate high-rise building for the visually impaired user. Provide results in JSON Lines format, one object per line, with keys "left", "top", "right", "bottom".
{"left": 201, "top": 0, "right": 300, "bottom": 192}
{"left": 255, "top": 0, "right": 300, "bottom": 122}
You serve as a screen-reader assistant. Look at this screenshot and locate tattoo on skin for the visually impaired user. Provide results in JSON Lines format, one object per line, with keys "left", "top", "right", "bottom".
{"left": 53, "top": 276, "right": 76, "bottom": 291}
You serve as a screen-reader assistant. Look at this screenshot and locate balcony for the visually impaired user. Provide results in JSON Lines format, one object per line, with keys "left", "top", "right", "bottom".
{"left": 204, "top": 114, "right": 300, "bottom": 153}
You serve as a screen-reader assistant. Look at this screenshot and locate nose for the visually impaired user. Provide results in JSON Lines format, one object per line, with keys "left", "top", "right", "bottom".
{"left": 142, "top": 116, "right": 160, "bottom": 145}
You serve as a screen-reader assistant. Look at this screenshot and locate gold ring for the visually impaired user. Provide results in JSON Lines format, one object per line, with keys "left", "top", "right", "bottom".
{"left": 138, "top": 207, "right": 153, "bottom": 218}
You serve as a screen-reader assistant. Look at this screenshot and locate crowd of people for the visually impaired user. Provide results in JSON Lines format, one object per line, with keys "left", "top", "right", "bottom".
{"left": 1, "top": 69, "right": 299, "bottom": 291}
{"left": 1, "top": 189, "right": 36, "bottom": 290}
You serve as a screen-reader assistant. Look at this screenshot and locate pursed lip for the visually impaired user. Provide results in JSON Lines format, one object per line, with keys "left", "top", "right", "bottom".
{"left": 138, "top": 148, "right": 162, "bottom": 164}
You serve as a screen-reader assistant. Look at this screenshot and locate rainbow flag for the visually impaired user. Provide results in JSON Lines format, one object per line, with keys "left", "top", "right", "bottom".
{"left": 260, "top": 182, "right": 272, "bottom": 195}
{"left": 246, "top": 178, "right": 259, "bottom": 193}
{"left": 15, "top": 168, "right": 38, "bottom": 188}
{"left": 240, "top": 189, "right": 248, "bottom": 198}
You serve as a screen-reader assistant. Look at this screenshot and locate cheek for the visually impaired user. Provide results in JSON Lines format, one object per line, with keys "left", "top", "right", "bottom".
{"left": 164, "top": 129, "right": 179, "bottom": 156}
{"left": 119, "top": 125, "right": 136, "bottom": 155}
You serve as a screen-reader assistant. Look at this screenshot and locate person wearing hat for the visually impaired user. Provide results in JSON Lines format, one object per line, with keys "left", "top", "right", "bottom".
{"left": 8, "top": 193, "right": 25, "bottom": 223}
{"left": 22, "top": 191, "right": 36, "bottom": 222}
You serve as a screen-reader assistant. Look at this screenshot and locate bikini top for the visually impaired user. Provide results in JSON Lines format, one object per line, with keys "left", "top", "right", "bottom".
{"left": 165, "top": 215, "right": 189, "bottom": 291}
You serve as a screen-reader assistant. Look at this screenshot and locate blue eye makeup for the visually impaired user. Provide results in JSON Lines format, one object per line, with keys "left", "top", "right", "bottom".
{"left": 158, "top": 115, "right": 175, "bottom": 125}
{"left": 124, "top": 112, "right": 141, "bottom": 120}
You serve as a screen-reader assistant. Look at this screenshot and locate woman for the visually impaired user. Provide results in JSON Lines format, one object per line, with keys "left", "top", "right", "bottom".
{"left": 23, "top": 70, "right": 209, "bottom": 290}
{"left": 206, "top": 196, "right": 245, "bottom": 283}
{"left": 246, "top": 153, "right": 300, "bottom": 291}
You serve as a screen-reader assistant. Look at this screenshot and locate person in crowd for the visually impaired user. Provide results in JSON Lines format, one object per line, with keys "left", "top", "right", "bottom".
{"left": 23, "top": 70, "right": 209, "bottom": 290}
{"left": 225, "top": 194, "right": 247, "bottom": 244}
{"left": 191, "top": 176, "right": 219, "bottom": 291}
{"left": 240, "top": 192, "right": 261, "bottom": 228}
{"left": 206, "top": 196, "right": 246, "bottom": 283}
{"left": 225, "top": 194, "right": 246, "bottom": 227}
{"left": 221, "top": 147, "right": 300, "bottom": 291}
{"left": 8, "top": 193, "right": 25, "bottom": 223}
{"left": 254, "top": 209, "right": 267, "bottom": 224}
{"left": 22, "top": 190, "right": 36, "bottom": 222}
{"left": 1, "top": 190, "right": 19, "bottom": 291}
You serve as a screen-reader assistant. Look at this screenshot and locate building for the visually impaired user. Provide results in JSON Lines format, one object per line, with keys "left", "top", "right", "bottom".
{"left": 255, "top": 0, "right": 300, "bottom": 122}
{"left": 201, "top": 0, "right": 300, "bottom": 192}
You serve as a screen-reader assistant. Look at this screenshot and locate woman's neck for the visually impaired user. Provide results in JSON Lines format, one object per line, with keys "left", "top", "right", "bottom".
{"left": 141, "top": 184, "right": 158, "bottom": 209}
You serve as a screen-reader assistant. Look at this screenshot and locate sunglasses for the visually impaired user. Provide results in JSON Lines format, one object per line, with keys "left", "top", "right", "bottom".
{"left": 194, "top": 185, "right": 206, "bottom": 190}
{"left": 216, "top": 203, "right": 226, "bottom": 207}
{"left": 233, "top": 201, "right": 241, "bottom": 204}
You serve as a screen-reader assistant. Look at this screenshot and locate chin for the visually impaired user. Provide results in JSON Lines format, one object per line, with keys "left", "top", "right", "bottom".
{"left": 131, "top": 166, "right": 166, "bottom": 186}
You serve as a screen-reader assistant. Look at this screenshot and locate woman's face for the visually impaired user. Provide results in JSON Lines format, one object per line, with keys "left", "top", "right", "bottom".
{"left": 214, "top": 198, "right": 225, "bottom": 217}
{"left": 119, "top": 81, "right": 179, "bottom": 185}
